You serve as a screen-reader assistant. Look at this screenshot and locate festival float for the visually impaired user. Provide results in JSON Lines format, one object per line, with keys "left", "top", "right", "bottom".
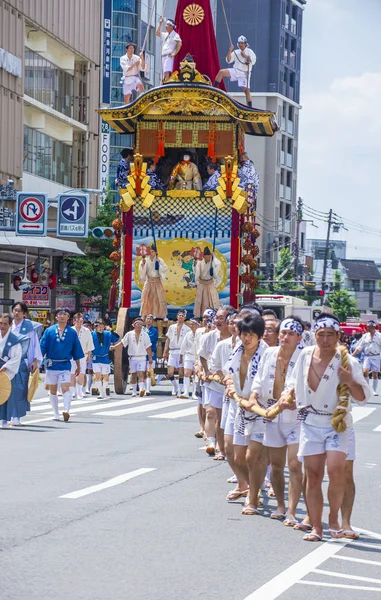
{"left": 97, "top": 0, "right": 279, "bottom": 393}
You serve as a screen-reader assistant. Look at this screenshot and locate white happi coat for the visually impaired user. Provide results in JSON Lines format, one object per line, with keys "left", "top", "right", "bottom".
{"left": 0, "top": 331, "right": 22, "bottom": 380}
{"left": 166, "top": 323, "right": 191, "bottom": 353}
{"left": 225, "top": 340, "right": 267, "bottom": 436}
{"left": 251, "top": 346, "right": 301, "bottom": 426}
{"left": 355, "top": 331, "right": 381, "bottom": 357}
{"left": 139, "top": 256, "right": 167, "bottom": 282}
{"left": 199, "top": 329, "right": 225, "bottom": 392}
{"left": 122, "top": 330, "right": 151, "bottom": 358}
{"left": 208, "top": 335, "right": 234, "bottom": 393}
{"left": 290, "top": 346, "right": 371, "bottom": 428}
{"left": 180, "top": 330, "right": 196, "bottom": 363}
{"left": 72, "top": 326, "right": 95, "bottom": 357}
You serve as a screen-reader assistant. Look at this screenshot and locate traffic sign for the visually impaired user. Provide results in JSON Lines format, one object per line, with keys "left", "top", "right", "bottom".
{"left": 57, "top": 194, "right": 89, "bottom": 238}
{"left": 16, "top": 193, "right": 47, "bottom": 236}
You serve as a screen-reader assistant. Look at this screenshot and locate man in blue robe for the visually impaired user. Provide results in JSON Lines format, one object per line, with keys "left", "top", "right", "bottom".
{"left": 40, "top": 308, "right": 84, "bottom": 422}
{"left": 91, "top": 319, "right": 119, "bottom": 399}
{"left": 143, "top": 313, "right": 159, "bottom": 395}
{"left": 238, "top": 152, "right": 259, "bottom": 200}
{"left": 0, "top": 313, "right": 29, "bottom": 428}
{"left": 202, "top": 163, "right": 220, "bottom": 191}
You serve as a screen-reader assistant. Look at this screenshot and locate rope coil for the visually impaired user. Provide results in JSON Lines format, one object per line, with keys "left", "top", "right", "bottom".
{"left": 332, "top": 345, "right": 350, "bottom": 433}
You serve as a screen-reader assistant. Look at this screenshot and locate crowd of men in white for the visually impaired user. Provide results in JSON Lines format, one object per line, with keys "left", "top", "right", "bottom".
{"left": 1, "top": 301, "right": 378, "bottom": 544}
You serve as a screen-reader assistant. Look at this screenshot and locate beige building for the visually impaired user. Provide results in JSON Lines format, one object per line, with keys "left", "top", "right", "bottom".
{"left": 0, "top": 0, "right": 102, "bottom": 307}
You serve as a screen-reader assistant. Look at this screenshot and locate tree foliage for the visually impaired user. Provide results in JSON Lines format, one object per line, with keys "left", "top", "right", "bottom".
{"left": 273, "top": 248, "right": 296, "bottom": 290}
{"left": 326, "top": 290, "right": 360, "bottom": 322}
{"left": 67, "top": 192, "right": 116, "bottom": 306}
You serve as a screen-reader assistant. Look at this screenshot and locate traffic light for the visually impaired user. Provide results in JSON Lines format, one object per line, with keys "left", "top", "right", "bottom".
{"left": 91, "top": 226, "right": 114, "bottom": 239}
{"left": 307, "top": 289, "right": 324, "bottom": 298}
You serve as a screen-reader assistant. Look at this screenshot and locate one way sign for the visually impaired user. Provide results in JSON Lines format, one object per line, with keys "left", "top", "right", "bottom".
{"left": 57, "top": 194, "right": 89, "bottom": 238}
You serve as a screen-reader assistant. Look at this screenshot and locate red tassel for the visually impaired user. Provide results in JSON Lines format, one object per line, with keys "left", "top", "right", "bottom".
{"left": 154, "top": 121, "right": 166, "bottom": 164}
{"left": 206, "top": 123, "right": 218, "bottom": 162}
{"left": 108, "top": 283, "right": 117, "bottom": 312}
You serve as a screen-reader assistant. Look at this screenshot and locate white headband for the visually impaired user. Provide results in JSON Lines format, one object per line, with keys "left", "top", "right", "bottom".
{"left": 314, "top": 317, "right": 340, "bottom": 332}
{"left": 280, "top": 318, "right": 303, "bottom": 336}
{"left": 241, "top": 307, "right": 261, "bottom": 317}
{"left": 166, "top": 19, "right": 176, "bottom": 28}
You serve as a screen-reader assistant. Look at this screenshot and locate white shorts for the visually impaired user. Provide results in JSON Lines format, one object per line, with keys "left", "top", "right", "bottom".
{"left": 298, "top": 422, "right": 349, "bottom": 458}
{"left": 233, "top": 427, "right": 264, "bottom": 447}
{"left": 224, "top": 400, "right": 237, "bottom": 437}
{"left": 346, "top": 426, "right": 356, "bottom": 461}
{"left": 93, "top": 363, "right": 111, "bottom": 375}
{"left": 168, "top": 353, "right": 181, "bottom": 368}
{"left": 228, "top": 68, "right": 248, "bottom": 88}
{"left": 45, "top": 369, "right": 71, "bottom": 385}
{"left": 129, "top": 358, "right": 146, "bottom": 373}
{"left": 363, "top": 356, "right": 380, "bottom": 373}
{"left": 70, "top": 357, "right": 87, "bottom": 375}
{"left": 264, "top": 419, "right": 301, "bottom": 448}
{"left": 221, "top": 397, "right": 230, "bottom": 430}
{"left": 204, "top": 387, "right": 223, "bottom": 409}
{"left": 184, "top": 360, "right": 195, "bottom": 371}
{"left": 162, "top": 55, "right": 174, "bottom": 73}
{"left": 123, "top": 76, "right": 142, "bottom": 95}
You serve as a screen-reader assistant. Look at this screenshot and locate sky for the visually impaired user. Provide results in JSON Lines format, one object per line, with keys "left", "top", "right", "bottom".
{"left": 298, "top": 0, "right": 381, "bottom": 260}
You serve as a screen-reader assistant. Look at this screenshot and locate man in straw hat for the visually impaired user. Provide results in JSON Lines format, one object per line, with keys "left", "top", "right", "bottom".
{"left": 40, "top": 308, "right": 84, "bottom": 422}
{"left": 213, "top": 36, "right": 256, "bottom": 107}
{"left": 194, "top": 247, "right": 221, "bottom": 318}
{"left": 139, "top": 243, "right": 168, "bottom": 320}
{"left": 0, "top": 313, "right": 29, "bottom": 428}
{"left": 156, "top": 17, "right": 182, "bottom": 82}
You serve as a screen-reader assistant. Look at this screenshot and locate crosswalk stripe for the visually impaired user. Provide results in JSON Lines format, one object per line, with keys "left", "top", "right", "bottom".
{"left": 48, "top": 396, "right": 149, "bottom": 415}
{"left": 149, "top": 406, "right": 198, "bottom": 419}
{"left": 30, "top": 399, "right": 101, "bottom": 412}
{"left": 374, "top": 425, "right": 381, "bottom": 432}
{"left": 96, "top": 398, "right": 194, "bottom": 417}
{"left": 351, "top": 407, "right": 376, "bottom": 423}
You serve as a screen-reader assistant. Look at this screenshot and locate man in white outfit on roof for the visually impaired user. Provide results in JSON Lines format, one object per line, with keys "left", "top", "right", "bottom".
{"left": 213, "top": 36, "right": 256, "bottom": 107}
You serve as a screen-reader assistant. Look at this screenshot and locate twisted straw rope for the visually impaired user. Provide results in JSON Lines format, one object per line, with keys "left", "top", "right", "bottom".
{"left": 332, "top": 345, "right": 350, "bottom": 433}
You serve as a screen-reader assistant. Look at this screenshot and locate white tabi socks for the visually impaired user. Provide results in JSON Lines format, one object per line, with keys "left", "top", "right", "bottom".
{"left": 63, "top": 390, "right": 72, "bottom": 413}
{"left": 183, "top": 376, "right": 190, "bottom": 397}
{"left": 50, "top": 393, "right": 60, "bottom": 420}
{"left": 76, "top": 383, "right": 84, "bottom": 399}
{"left": 138, "top": 382, "right": 145, "bottom": 397}
{"left": 372, "top": 378, "right": 378, "bottom": 394}
{"left": 145, "top": 377, "right": 151, "bottom": 394}
{"left": 69, "top": 386, "right": 76, "bottom": 398}
{"left": 132, "top": 383, "right": 138, "bottom": 396}
{"left": 86, "top": 374, "right": 93, "bottom": 393}
{"left": 97, "top": 381, "right": 106, "bottom": 399}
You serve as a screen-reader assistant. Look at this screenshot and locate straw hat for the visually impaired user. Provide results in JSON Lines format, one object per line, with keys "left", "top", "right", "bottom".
{"left": 0, "top": 371, "right": 11, "bottom": 406}
{"left": 28, "top": 369, "right": 40, "bottom": 402}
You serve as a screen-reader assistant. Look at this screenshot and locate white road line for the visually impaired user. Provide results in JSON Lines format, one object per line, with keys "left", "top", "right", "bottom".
{"left": 353, "top": 526, "right": 381, "bottom": 540}
{"left": 97, "top": 398, "right": 194, "bottom": 417}
{"left": 374, "top": 424, "right": 381, "bottom": 432}
{"left": 345, "top": 540, "right": 381, "bottom": 551}
{"left": 298, "top": 581, "right": 381, "bottom": 592}
{"left": 313, "top": 568, "right": 381, "bottom": 585}
{"left": 22, "top": 415, "right": 77, "bottom": 425}
{"left": 149, "top": 406, "right": 198, "bottom": 419}
{"left": 60, "top": 396, "right": 150, "bottom": 414}
{"left": 333, "top": 555, "right": 381, "bottom": 567}
{"left": 351, "top": 406, "right": 376, "bottom": 423}
{"left": 60, "top": 468, "right": 156, "bottom": 499}
{"left": 30, "top": 399, "right": 100, "bottom": 412}
{"left": 242, "top": 540, "right": 347, "bottom": 600}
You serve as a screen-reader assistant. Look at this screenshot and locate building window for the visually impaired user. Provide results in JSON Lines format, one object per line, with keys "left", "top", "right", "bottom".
{"left": 23, "top": 125, "right": 72, "bottom": 186}
{"left": 364, "top": 280, "right": 376, "bottom": 292}
{"left": 301, "top": 231, "right": 305, "bottom": 250}
{"left": 24, "top": 50, "right": 83, "bottom": 122}
{"left": 350, "top": 279, "right": 360, "bottom": 291}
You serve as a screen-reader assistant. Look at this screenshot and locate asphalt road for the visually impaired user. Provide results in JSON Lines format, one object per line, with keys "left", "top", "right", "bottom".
{"left": 1, "top": 382, "right": 381, "bottom": 600}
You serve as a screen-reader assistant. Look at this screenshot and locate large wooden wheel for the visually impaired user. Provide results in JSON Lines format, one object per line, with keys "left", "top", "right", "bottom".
{"left": 113, "top": 307, "right": 130, "bottom": 394}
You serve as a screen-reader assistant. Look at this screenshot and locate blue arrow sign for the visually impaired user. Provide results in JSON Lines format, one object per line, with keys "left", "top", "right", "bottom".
{"left": 57, "top": 194, "right": 89, "bottom": 238}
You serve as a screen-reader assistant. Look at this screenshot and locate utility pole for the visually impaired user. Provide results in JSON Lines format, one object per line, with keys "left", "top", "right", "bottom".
{"left": 321, "top": 208, "right": 333, "bottom": 303}
{"left": 294, "top": 197, "right": 303, "bottom": 280}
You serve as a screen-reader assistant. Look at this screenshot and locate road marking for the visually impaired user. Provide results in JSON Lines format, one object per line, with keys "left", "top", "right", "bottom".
{"left": 242, "top": 540, "right": 347, "bottom": 600}
{"left": 22, "top": 415, "right": 77, "bottom": 425}
{"left": 59, "top": 468, "right": 156, "bottom": 499}
{"left": 333, "top": 555, "right": 381, "bottom": 567}
{"left": 30, "top": 399, "right": 99, "bottom": 412}
{"left": 345, "top": 540, "right": 381, "bottom": 550}
{"left": 351, "top": 406, "right": 376, "bottom": 423}
{"left": 353, "top": 526, "right": 381, "bottom": 540}
{"left": 298, "top": 581, "right": 381, "bottom": 591}
{"left": 149, "top": 406, "right": 198, "bottom": 419}
{"left": 58, "top": 396, "right": 149, "bottom": 414}
{"left": 97, "top": 398, "right": 194, "bottom": 417}
{"left": 313, "top": 568, "right": 381, "bottom": 585}
{"left": 374, "top": 425, "right": 381, "bottom": 432}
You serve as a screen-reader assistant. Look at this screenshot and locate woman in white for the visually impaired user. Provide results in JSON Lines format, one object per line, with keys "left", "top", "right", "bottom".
{"left": 120, "top": 43, "right": 145, "bottom": 104}
{"left": 179, "top": 317, "right": 199, "bottom": 398}
{"left": 139, "top": 244, "right": 168, "bottom": 319}
{"left": 224, "top": 314, "right": 267, "bottom": 512}
{"left": 163, "top": 310, "right": 190, "bottom": 396}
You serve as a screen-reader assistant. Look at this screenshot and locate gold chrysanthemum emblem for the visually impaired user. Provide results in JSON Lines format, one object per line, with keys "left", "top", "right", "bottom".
{"left": 183, "top": 3, "right": 205, "bottom": 25}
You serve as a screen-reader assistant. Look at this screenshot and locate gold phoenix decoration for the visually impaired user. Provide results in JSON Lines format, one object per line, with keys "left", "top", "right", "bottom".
{"left": 183, "top": 3, "right": 205, "bottom": 25}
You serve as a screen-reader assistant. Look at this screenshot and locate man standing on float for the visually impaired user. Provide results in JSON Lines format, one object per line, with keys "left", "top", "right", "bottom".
{"left": 156, "top": 18, "right": 182, "bottom": 82}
